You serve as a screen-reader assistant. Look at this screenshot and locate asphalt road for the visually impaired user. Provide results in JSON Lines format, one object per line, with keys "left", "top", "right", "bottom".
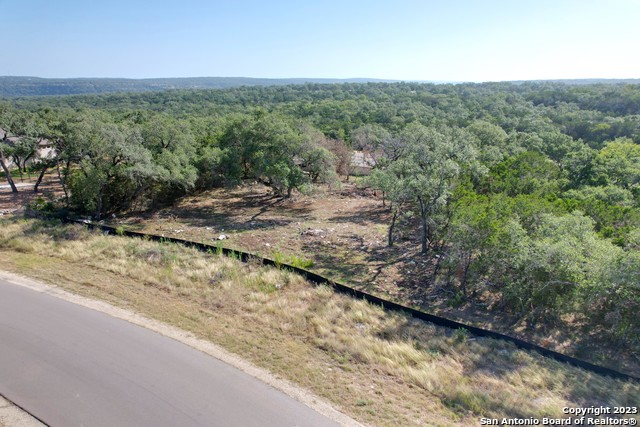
{"left": 0, "top": 278, "right": 340, "bottom": 427}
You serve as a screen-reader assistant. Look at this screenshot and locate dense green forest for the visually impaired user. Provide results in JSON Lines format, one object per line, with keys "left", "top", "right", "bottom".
{"left": 2, "top": 81, "right": 639, "bottom": 353}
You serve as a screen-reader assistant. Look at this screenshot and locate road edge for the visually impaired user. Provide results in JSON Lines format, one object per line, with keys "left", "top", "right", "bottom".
{"left": 0, "top": 269, "right": 364, "bottom": 427}
{"left": 0, "top": 394, "right": 47, "bottom": 427}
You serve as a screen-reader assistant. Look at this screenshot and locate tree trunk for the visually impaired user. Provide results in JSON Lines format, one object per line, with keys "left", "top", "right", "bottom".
{"left": 0, "top": 149, "right": 18, "bottom": 193}
{"left": 57, "top": 159, "right": 70, "bottom": 205}
{"left": 418, "top": 196, "right": 428, "bottom": 255}
{"left": 432, "top": 252, "right": 443, "bottom": 282}
{"left": 388, "top": 209, "right": 398, "bottom": 247}
{"left": 95, "top": 186, "right": 103, "bottom": 219}
{"left": 34, "top": 166, "right": 48, "bottom": 192}
{"left": 460, "top": 253, "right": 471, "bottom": 298}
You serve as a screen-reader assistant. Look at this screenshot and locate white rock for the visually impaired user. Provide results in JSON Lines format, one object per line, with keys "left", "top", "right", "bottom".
{"left": 302, "top": 228, "right": 324, "bottom": 236}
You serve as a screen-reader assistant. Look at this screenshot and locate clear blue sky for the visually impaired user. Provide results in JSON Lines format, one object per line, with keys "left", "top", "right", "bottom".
{"left": 3, "top": 0, "right": 638, "bottom": 81}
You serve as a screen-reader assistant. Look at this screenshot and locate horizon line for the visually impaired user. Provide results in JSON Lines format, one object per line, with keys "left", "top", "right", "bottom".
{"left": 2, "top": 75, "right": 639, "bottom": 84}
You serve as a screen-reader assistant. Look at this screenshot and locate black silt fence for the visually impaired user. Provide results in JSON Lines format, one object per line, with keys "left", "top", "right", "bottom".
{"left": 68, "top": 219, "right": 639, "bottom": 383}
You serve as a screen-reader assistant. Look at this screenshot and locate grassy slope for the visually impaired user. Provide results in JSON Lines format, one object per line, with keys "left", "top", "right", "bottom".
{"left": 0, "top": 218, "right": 638, "bottom": 427}
{"left": 119, "top": 182, "right": 639, "bottom": 376}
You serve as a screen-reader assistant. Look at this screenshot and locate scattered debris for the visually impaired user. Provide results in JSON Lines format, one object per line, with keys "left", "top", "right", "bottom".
{"left": 218, "top": 234, "right": 228, "bottom": 240}
{"left": 301, "top": 228, "right": 325, "bottom": 236}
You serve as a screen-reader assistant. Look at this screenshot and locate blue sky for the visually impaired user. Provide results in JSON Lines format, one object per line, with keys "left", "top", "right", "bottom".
{"left": 3, "top": 0, "right": 638, "bottom": 81}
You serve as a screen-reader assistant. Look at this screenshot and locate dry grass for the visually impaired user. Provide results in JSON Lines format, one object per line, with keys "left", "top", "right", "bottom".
{"left": 118, "top": 183, "right": 640, "bottom": 376}
{"left": 1, "top": 217, "right": 638, "bottom": 427}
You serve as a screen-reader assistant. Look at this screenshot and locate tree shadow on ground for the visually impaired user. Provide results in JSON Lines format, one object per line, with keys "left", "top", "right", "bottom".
{"left": 127, "top": 187, "right": 314, "bottom": 233}
{"left": 327, "top": 206, "right": 390, "bottom": 225}
{"left": 133, "top": 206, "right": 297, "bottom": 233}
{"left": 300, "top": 237, "right": 408, "bottom": 292}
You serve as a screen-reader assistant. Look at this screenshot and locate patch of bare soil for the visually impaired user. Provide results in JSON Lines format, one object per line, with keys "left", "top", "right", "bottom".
{"left": 0, "top": 172, "right": 63, "bottom": 214}
{"left": 115, "top": 181, "right": 639, "bottom": 377}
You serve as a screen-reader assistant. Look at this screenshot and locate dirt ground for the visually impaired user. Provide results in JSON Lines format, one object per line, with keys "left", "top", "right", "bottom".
{"left": 124, "top": 182, "right": 418, "bottom": 298}
{"left": 0, "top": 172, "right": 64, "bottom": 214}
